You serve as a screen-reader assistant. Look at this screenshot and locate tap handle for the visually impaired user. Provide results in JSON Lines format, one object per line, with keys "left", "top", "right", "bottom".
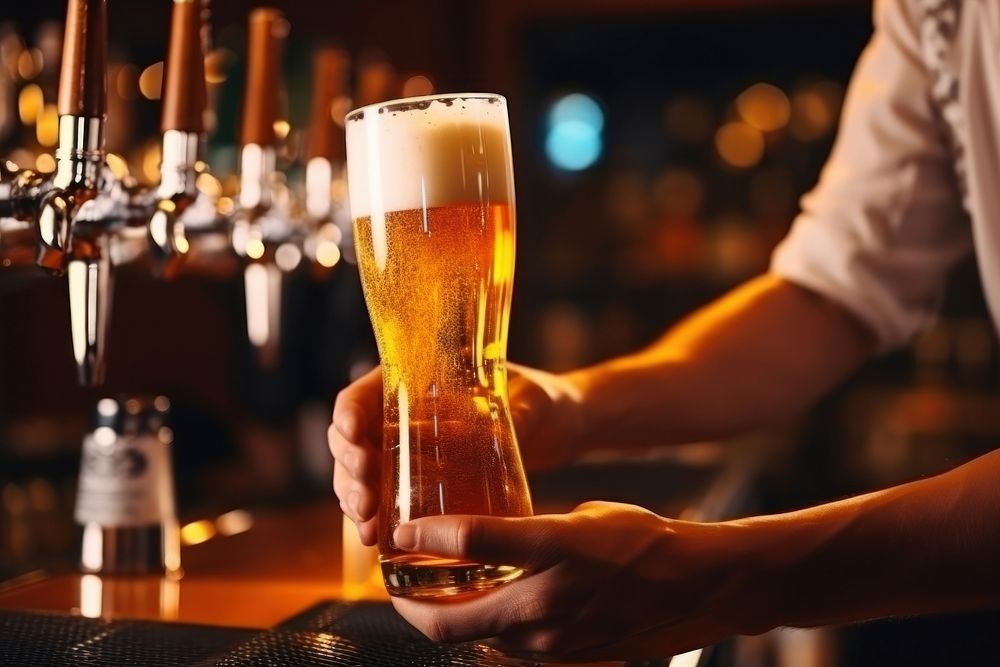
{"left": 58, "top": 0, "right": 108, "bottom": 118}
{"left": 240, "top": 8, "right": 286, "bottom": 148}
{"left": 356, "top": 55, "right": 395, "bottom": 108}
{"left": 161, "top": 0, "right": 207, "bottom": 134}
{"left": 306, "top": 48, "right": 349, "bottom": 163}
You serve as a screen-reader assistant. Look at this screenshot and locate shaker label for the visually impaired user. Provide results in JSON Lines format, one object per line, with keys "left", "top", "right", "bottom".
{"left": 75, "top": 434, "right": 175, "bottom": 527}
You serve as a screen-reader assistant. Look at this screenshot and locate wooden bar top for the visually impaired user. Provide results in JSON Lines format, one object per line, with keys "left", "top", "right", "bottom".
{"left": 0, "top": 502, "right": 373, "bottom": 629}
{"left": 0, "top": 443, "right": 760, "bottom": 634}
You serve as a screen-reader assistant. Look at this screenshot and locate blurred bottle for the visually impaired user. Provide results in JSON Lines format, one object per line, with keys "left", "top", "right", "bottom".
{"left": 75, "top": 396, "right": 181, "bottom": 576}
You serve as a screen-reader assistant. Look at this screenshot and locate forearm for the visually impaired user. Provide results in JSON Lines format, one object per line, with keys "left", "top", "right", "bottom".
{"left": 735, "top": 448, "right": 1000, "bottom": 632}
{"left": 565, "top": 273, "right": 874, "bottom": 451}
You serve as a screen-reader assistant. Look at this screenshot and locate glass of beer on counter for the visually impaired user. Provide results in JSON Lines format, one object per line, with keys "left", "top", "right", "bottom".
{"left": 345, "top": 94, "right": 533, "bottom": 598}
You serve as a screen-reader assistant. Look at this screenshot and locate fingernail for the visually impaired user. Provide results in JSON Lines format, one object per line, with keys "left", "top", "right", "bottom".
{"left": 394, "top": 523, "right": 417, "bottom": 550}
{"left": 347, "top": 491, "right": 361, "bottom": 518}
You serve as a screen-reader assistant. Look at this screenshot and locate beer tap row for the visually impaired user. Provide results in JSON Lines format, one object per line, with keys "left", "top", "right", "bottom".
{"left": 0, "top": 0, "right": 369, "bottom": 386}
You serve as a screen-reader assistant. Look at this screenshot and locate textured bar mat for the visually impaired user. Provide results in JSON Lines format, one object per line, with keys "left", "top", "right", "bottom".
{"left": 214, "top": 600, "right": 673, "bottom": 666}
{"left": 0, "top": 609, "right": 254, "bottom": 666}
{"left": 0, "top": 602, "right": 675, "bottom": 666}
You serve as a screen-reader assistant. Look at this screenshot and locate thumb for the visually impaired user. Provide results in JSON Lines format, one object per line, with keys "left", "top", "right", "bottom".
{"left": 393, "top": 514, "right": 560, "bottom": 569}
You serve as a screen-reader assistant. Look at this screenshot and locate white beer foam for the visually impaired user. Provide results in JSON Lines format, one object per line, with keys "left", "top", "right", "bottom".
{"left": 345, "top": 94, "right": 514, "bottom": 220}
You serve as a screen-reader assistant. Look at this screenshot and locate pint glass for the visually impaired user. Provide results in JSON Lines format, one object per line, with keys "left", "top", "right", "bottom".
{"left": 346, "top": 94, "right": 533, "bottom": 598}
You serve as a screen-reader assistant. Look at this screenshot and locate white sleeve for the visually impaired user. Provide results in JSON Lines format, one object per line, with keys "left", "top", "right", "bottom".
{"left": 771, "top": 0, "right": 972, "bottom": 352}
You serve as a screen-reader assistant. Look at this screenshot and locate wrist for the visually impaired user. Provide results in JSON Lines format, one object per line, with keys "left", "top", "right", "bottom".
{"left": 648, "top": 517, "right": 783, "bottom": 639}
{"left": 705, "top": 519, "right": 787, "bottom": 637}
{"left": 673, "top": 515, "right": 827, "bottom": 638}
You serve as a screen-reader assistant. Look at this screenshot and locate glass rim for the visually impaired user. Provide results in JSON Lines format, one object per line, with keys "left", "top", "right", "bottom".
{"left": 345, "top": 92, "right": 507, "bottom": 123}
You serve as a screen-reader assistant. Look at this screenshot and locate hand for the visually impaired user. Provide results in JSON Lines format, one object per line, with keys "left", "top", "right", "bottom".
{"left": 506, "top": 362, "right": 586, "bottom": 471}
{"left": 388, "top": 502, "right": 759, "bottom": 662}
{"left": 329, "top": 366, "right": 383, "bottom": 546}
{"left": 329, "top": 364, "right": 585, "bottom": 546}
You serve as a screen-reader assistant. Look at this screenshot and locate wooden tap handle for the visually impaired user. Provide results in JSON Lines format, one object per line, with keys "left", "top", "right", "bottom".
{"left": 356, "top": 57, "right": 395, "bottom": 108}
{"left": 306, "top": 47, "right": 349, "bottom": 162}
{"left": 58, "top": 0, "right": 108, "bottom": 117}
{"left": 241, "top": 7, "right": 286, "bottom": 147}
{"left": 161, "top": 0, "right": 207, "bottom": 133}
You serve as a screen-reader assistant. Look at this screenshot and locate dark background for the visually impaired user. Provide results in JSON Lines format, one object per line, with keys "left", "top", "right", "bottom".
{"left": 2, "top": 1, "right": 999, "bottom": 664}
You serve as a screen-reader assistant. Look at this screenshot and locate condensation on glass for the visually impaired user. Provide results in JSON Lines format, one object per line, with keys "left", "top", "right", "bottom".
{"left": 346, "top": 94, "right": 533, "bottom": 597}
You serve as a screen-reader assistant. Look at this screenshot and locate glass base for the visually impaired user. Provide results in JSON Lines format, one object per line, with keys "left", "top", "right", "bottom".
{"left": 381, "top": 557, "right": 524, "bottom": 598}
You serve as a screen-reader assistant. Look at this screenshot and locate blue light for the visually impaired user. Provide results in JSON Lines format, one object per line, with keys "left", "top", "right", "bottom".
{"left": 546, "top": 121, "right": 602, "bottom": 171}
{"left": 545, "top": 93, "right": 604, "bottom": 171}
{"left": 549, "top": 94, "right": 605, "bottom": 132}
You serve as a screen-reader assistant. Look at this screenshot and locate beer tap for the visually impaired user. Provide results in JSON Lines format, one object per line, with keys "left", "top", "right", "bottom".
{"left": 231, "top": 8, "right": 290, "bottom": 366}
{"left": 0, "top": 1, "right": 359, "bottom": 384}
{"left": 148, "top": 0, "right": 220, "bottom": 279}
{"left": 303, "top": 47, "right": 350, "bottom": 273}
{"left": 0, "top": 0, "right": 135, "bottom": 386}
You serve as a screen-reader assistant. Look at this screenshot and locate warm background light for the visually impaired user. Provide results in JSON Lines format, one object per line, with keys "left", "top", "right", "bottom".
{"left": 736, "top": 82, "right": 790, "bottom": 133}
{"left": 139, "top": 61, "right": 165, "bottom": 100}
{"left": 18, "top": 84, "right": 43, "bottom": 125}
{"left": 400, "top": 75, "right": 434, "bottom": 98}
{"left": 33, "top": 153, "right": 55, "bottom": 174}
{"left": 180, "top": 519, "right": 217, "bottom": 546}
{"left": 35, "top": 105, "right": 58, "bottom": 147}
{"left": 715, "top": 121, "right": 764, "bottom": 168}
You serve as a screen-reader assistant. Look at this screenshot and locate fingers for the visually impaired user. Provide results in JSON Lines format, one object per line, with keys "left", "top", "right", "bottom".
{"left": 333, "top": 458, "right": 378, "bottom": 520}
{"left": 331, "top": 366, "right": 382, "bottom": 445}
{"left": 391, "top": 571, "right": 555, "bottom": 643}
{"left": 330, "top": 422, "right": 380, "bottom": 522}
{"left": 356, "top": 516, "right": 378, "bottom": 547}
{"left": 393, "top": 514, "right": 562, "bottom": 569}
{"left": 330, "top": 367, "right": 384, "bottom": 539}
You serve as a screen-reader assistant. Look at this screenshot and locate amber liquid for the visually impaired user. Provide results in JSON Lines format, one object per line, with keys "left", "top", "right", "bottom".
{"left": 355, "top": 203, "right": 532, "bottom": 598}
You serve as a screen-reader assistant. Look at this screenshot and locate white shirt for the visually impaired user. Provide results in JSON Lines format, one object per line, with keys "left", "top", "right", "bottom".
{"left": 771, "top": 0, "right": 1000, "bottom": 351}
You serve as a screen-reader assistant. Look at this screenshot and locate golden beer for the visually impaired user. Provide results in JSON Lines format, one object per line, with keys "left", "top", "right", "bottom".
{"left": 347, "top": 95, "right": 533, "bottom": 597}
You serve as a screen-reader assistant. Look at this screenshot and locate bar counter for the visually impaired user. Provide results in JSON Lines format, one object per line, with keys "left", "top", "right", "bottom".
{"left": 0, "top": 442, "right": 765, "bottom": 665}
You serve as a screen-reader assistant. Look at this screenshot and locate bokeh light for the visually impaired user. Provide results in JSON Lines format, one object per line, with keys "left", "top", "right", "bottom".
{"left": 35, "top": 104, "right": 58, "bottom": 147}
{"left": 18, "top": 84, "right": 43, "bottom": 125}
{"left": 205, "top": 48, "right": 235, "bottom": 85}
{"left": 273, "top": 119, "right": 291, "bottom": 140}
{"left": 736, "top": 83, "right": 790, "bottom": 133}
{"left": 401, "top": 75, "right": 434, "bottom": 98}
{"left": 139, "top": 61, "right": 164, "bottom": 100}
{"left": 34, "top": 153, "right": 55, "bottom": 173}
{"left": 141, "top": 142, "right": 162, "bottom": 183}
{"left": 545, "top": 93, "right": 604, "bottom": 171}
{"left": 16, "top": 48, "right": 42, "bottom": 80}
{"left": 790, "top": 81, "right": 843, "bottom": 141}
{"left": 715, "top": 121, "right": 764, "bottom": 169}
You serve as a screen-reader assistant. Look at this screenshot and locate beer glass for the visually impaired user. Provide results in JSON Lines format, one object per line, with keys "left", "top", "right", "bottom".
{"left": 346, "top": 94, "right": 533, "bottom": 598}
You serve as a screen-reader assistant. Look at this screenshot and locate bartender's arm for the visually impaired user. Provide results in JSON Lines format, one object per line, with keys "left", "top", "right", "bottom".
{"left": 331, "top": 0, "right": 968, "bottom": 545}
{"left": 332, "top": 273, "right": 1000, "bottom": 661}
{"left": 330, "top": 273, "right": 872, "bottom": 544}
{"left": 386, "top": 450, "right": 1000, "bottom": 661}
{"left": 330, "top": 0, "right": 995, "bottom": 658}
